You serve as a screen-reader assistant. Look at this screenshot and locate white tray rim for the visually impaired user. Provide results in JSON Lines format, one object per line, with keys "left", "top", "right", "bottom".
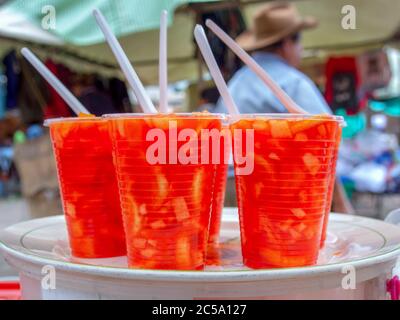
{"left": 1, "top": 211, "right": 400, "bottom": 283}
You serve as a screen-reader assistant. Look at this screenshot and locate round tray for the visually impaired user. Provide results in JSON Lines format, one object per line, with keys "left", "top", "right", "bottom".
{"left": 1, "top": 208, "right": 400, "bottom": 299}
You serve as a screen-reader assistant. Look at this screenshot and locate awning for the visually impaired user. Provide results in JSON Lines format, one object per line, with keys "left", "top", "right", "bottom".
{"left": 0, "top": 0, "right": 399, "bottom": 84}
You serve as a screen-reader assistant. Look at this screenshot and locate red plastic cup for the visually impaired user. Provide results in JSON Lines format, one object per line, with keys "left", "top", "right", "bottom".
{"left": 208, "top": 163, "right": 228, "bottom": 245}
{"left": 320, "top": 126, "right": 343, "bottom": 247}
{"left": 45, "top": 117, "right": 126, "bottom": 258}
{"left": 107, "top": 113, "right": 224, "bottom": 270}
{"left": 230, "top": 114, "right": 343, "bottom": 268}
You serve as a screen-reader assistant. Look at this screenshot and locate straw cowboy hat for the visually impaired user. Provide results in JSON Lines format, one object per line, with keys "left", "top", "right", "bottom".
{"left": 237, "top": 1, "right": 318, "bottom": 51}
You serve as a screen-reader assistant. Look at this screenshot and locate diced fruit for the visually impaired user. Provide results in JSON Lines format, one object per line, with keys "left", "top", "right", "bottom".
{"left": 294, "top": 133, "right": 308, "bottom": 141}
{"left": 253, "top": 120, "right": 269, "bottom": 131}
{"left": 131, "top": 201, "right": 141, "bottom": 233}
{"left": 65, "top": 202, "right": 76, "bottom": 218}
{"left": 317, "top": 125, "right": 327, "bottom": 137}
{"left": 289, "top": 228, "right": 301, "bottom": 239}
{"left": 78, "top": 112, "right": 95, "bottom": 118}
{"left": 303, "top": 153, "right": 321, "bottom": 175}
{"left": 150, "top": 219, "right": 166, "bottom": 229}
{"left": 147, "top": 117, "right": 170, "bottom": 130}
{"left": 279, "top": 220, "right": 291, "bottom": 232}
{"left": 139, "top": 204, "right": 147, "bottom": 215}
{"left": 299, "top": 191, "right": 307, "bottom": 202}
{"left": 304, "top": 227, "right": 316, "bottom": 240}
{"left": 296, "top": 222, "right": 307, "bottom": 233}
{"left": 291, "top": 208, "right": 306, "bottom": 218}
{"left": 269, "top": 120, "right": 292, "bottom": 138}
{"left": 192, "top": 168, "right": 204, "bottom": 203}
{"left": 173, "top": 197, "right": 190, "bottom": 221}
{"left": 255, "top": 182, "right": 263, "bottom": 198}
{"left": 147, "top": 240, "right": 157, "bottom": 247}
{"left": 69, "top": 220, "right": 85, "bottom": 237}
{"left": 254, "top": 155, "right": 274, "bottom": 172}
{"left": 156, "top": 174, "right": 169, "bottom": 200}
{"left": 268, "top": 152, "right": 280, "bottom": 160}
{"left": 176, "top": 237, "right": 192, "bottom": 268}
{"left": 133, "top": 238, "right": 147, "bottom": 249}
{"left": 259, "top": 248, "right": 308, "bottom": 267}
{"left": 290, "top": 118, "right": 326, "bottom": 135}
{"left": 141, "top": 248, "right": 156, "bottom": 258}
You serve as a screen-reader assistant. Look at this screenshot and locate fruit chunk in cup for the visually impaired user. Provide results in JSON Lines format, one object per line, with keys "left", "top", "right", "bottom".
{"left": 230, "top": 114, "right": 343, "bottom": 268}
{"left": 107, "top": 113, "right": 224, "bottom": 270}
{"left": 45, "top": 117, "right": 126, "bottom": 258}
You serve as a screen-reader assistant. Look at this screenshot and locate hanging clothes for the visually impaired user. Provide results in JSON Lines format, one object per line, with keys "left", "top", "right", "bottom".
{"left": 324, "top": 56, "right": 367, "bottom": 115}
{"left": 200, "top": 8, "right": 247, "bottom": 79}
{"left": 3, "top": 50, "right": 21, "bottom": 111}
{"left": 79, "top": 86, "right": 118, "bottom": 116}
{"left": 109, "top": 77, "right": 131, "bottom": 113}
{"left": 0, "top": 73, "right": 6, "bottom": 119}
{"left": 43, "top": 59, "right": 73, "bottom": 119}
{"left": 18, "top": 56, "right": 47, "bottom": 125}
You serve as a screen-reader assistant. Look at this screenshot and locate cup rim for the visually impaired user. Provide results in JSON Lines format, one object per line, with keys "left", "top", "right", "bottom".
{"left": 228, "top": 113, "right": 346, "bottom": 126}
{"left": 103, "top": 112, "right": 226, "bottom": 120}
{"left": 43, "top": 117, "right": 102, "bottom": 127}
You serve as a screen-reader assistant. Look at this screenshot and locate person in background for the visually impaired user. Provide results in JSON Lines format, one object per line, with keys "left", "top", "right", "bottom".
{"left": 216, "top": 1, "right": 354, "bottom": 213}
{"left": 71, "top": 74, "right": 117, "bottom": 116}
{"left": 197, "top": 87, "right": 220, "bottom": 112}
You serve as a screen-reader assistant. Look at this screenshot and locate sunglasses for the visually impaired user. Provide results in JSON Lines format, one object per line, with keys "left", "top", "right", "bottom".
{"left": 290, "top": 33, "right": 301, "bottom": 43}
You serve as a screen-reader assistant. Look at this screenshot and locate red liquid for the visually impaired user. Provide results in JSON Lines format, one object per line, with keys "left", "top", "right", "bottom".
{"left": 48, "top": 118, "right": 126, "bottom": 258}
{"left": 320, "top": 126, "right": 342, "bottom": 247}
{"left": 231, "top": 115, "right": 341, "bottom": 268}
{"left": 208, "top": 164, "right": 228, "bottom": 244}
{"left": 108, "top": 114, "right": 223, "bottom": 270}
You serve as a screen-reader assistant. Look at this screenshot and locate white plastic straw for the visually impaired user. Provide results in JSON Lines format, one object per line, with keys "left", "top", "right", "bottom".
{"left": 21, "top": 48, "right": 89, "bottom": 116}
{"left": 93, "top": 9, "right": 157, "bottom": 114}
{"left": 194, "top": 25, "right": 239, "bottom": 115}
{"left": 159, "top": 10, "right": 168, "bottom": 113}
{"left": 206, "top": 19, "right": 308, "bottom": 115}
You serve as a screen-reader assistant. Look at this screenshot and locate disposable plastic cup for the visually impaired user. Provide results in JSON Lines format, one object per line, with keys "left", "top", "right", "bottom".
{"left": 208, "top": 134, "right": 229, "bottom": 244}
{"left": 45, "top": 117, "right": 126, "bottom": 258}
{"left": 320, "top": 126, "right": 343, "bottom": 247}
{"left": 230, "top": 114, "right": 343, "bottom": 269}
{"left": 106, "top": 113, "right": 224, "bottom": 270}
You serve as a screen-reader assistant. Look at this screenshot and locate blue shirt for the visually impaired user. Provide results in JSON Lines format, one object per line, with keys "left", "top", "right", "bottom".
{"left": 215, "top": 52, "right": 331, "bottom": 114}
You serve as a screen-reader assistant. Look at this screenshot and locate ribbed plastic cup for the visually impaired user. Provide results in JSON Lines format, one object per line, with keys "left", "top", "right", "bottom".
{"left": 230, "top": 114, "right": 344, "bottom": 269}
{"left": 44, "top": 117, "right": 126, "bottom": 258}
{"left": 320, "top": 126, "right": 343, "bottom": 247}
{"left": 208, "top": 163, "right": 228, "bottom": 245}
{"left": 208, "top": 125, "right": 230, "bottom": 245}
{"left": 106, "top": 113, "right": 224, "bottom": 270}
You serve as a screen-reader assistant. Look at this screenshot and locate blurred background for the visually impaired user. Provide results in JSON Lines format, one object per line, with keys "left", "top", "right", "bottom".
{"left": 1, "top": 0, "right": 400, "bottom": 275}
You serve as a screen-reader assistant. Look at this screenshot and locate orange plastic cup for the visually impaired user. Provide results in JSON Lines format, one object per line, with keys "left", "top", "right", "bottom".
{"left": 320, "top": 126, "right": 343, "bottom": 247}
{"left": 230, "top": 114, "right": 343, "bottom": 268}
{"left": 107, "top": 113, "right": 224, "bottom": 270}
{"left": 45, "top": 117, "right": 126, "bottom": 258}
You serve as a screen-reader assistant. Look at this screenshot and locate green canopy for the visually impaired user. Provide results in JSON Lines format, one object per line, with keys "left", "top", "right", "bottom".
{"left": 5, "top": 0, "right": 213, "bottom": 45}
{"left": 1, "top": 0, "right": 400, "bottom": 84}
